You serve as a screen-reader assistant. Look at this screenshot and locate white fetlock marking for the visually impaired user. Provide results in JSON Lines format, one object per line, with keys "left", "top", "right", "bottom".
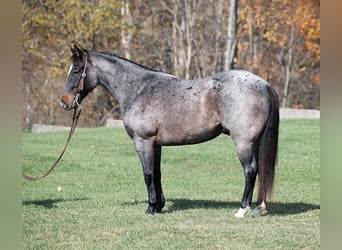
{"left": 235, "top": 206, "right": 250, "bottom": 218}
{"left": 253, "top": 201, "right": 267, "bottom": 217}
{"left": 260, "top": 201, "right": 266, "bottom": 211}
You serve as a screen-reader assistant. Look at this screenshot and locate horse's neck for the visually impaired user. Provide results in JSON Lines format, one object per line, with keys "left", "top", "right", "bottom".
{"left": 93, "top": 53, "right": 160, "bottom": 112}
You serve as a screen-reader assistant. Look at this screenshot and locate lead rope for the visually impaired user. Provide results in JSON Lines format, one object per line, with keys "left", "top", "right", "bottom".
{"left": 23, "top": 53, "right": 87, "bottom": 181}
{"left": 22, "top": 107, "right": 82, "bottom": 181}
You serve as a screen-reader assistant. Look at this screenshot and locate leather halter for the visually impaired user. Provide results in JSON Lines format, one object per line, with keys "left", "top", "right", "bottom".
{"left": 74, "top": 55, "right": 88, "bottom": 107}
{"left": 22, "top": 56, "right": 88, "bottom": 181}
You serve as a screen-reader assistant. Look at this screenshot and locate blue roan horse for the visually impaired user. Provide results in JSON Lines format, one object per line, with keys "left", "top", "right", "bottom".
{"left": 61, "top": 44, "right": 279, "bottom": 217}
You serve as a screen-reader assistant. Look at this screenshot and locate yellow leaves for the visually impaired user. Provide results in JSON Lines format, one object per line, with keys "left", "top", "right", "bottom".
{"left": 299, "top": 66, "right": 307, "bottom": 72}
{"left": 263, "top": 30, "right": 277, "bottom": 43}
{"left": 297, "top": 8, "right": 320, "bottom": 63}
{"left": 314, "top": 74, "right": 320, "bottom": 86}
{"left": 240, "top": 0, "right": 320, "bottom": 66}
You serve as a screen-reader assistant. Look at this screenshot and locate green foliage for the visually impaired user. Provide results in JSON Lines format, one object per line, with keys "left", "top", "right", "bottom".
{"left": 22, "top": 119, "right": 320, "bottom": 249}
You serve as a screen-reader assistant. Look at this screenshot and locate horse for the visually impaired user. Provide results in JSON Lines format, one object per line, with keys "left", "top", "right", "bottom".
{"left": 60, "top": 43, "right": 279, "bottom": 217}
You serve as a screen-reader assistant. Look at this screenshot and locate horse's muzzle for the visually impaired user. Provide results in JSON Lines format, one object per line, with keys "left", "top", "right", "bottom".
{"left": 60, "top": 94, "right": 79, "bottom": 110}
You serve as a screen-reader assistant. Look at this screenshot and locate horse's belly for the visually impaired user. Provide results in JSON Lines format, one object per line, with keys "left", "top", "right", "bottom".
{"left": 155, "top": 89, "right": 222, "bottom": 145}
{"left": 156, "top": 116, "right": 222, "bottom": 146}
{"left": 157, "top": 131, "right": 222, "bottom": 146}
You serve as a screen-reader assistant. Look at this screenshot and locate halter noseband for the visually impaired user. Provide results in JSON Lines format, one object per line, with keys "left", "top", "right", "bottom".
{"left": 74, "top": 54, "right": 88, "bottom": 107}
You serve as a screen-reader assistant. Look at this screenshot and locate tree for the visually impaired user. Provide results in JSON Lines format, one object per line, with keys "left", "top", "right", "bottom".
{"left": 224, "top": 0, "right": 238, "bottom": 70}
{"left": 121, "top": 0, "right": 134, "bottom": 60}
{"left": 22, "top": 0, "right": 320, "bottom": 131}
{"left": 237, "top": 0, "right": 319, "bottom": 108}
{"left": 22, "top": 0, "right": 122, "bottom": 131}
{"left": 159, "top": 0, "right": 202, "bottom": 79}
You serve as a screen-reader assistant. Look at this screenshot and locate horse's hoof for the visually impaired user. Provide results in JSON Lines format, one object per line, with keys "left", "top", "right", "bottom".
{"left": 235, "top": 206, "right": 250, "bottom": 218}
{"left": 252, "top": 201, "right": 267, "bottom": 217}
{"left": 145, "top": 204, "right": 164, "bottom": 215}
{"left": 145, "top": 206, "right": 156, "bottom": 215}
{"left": 252, "top": 207, "right": 261, "bottom": 217}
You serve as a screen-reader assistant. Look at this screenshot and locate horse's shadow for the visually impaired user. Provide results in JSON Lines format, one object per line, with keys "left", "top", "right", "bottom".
{"left": 22, "top": 198, "right": 89, "bottom": 209}
{"left": 166, "top": 198, "right": 320, "bottom": 216}
{"left": 23, "top": 198, "right": 320, "bottom": 216}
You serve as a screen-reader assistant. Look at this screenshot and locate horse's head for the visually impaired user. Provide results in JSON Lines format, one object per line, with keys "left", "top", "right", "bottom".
{"left": 60, "top": 43, "right": 97, "bottom": 110}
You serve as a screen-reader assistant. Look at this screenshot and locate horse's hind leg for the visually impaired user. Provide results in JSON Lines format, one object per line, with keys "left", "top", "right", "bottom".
{"left": 234, "top": 139, "right": 258, "bottom": 218}
{"left": 133, "top": 137, "right": 165, "bottom": 214}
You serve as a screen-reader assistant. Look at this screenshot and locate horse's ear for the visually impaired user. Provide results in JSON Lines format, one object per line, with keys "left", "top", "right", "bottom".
{"left": 74, "top": 44, "right": 84, "bottom": 59}
{"left": 70, "top": 44, "right": 76, "bottom": 56}
{"left": 70, "top": 42, "right": 86, "bottom": 63}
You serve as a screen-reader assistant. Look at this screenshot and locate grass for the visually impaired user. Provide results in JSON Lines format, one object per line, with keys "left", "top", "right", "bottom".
{"left": 22, "top": 119, "right": 320, "bottom": 249}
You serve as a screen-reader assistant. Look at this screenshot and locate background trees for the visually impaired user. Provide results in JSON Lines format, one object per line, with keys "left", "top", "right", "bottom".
{"left": 22, "top": 0, "right": 320, "bottom": 131}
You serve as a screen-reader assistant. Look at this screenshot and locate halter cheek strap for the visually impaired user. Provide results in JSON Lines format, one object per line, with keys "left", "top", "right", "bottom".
{"left": 77, "top": 55, "right": 88, "bottom": 93}
{"left": 74, "top": 55, "right": 88, "bottom": 106}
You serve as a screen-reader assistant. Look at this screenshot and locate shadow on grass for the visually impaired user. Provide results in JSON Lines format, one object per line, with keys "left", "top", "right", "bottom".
{"left": 22, "top": 198, "right": 89, "bottom": 209}
{"left": 167, "top": 199, "right": 239, "bottom": 212}
{"left": 266, "top": 202, "right": 320, "bottom": 216}
{"left": 166, "top": 199, "right": 320, "bottom": 216}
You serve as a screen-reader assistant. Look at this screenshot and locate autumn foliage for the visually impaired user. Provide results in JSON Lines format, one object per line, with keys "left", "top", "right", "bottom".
{"left": 22, "top": 0, "right": 319, "bottom": 131}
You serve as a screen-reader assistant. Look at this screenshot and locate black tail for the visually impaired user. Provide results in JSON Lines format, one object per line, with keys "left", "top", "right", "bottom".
{"left": 257, "top": 85, "right": 279, "bottom": 203}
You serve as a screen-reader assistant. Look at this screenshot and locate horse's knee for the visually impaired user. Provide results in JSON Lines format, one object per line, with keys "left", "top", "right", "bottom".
{"left": 144, "top": 173, "right": 152, "bottom": 185}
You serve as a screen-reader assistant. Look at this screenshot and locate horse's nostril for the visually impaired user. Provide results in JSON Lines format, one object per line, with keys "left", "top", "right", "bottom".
{"left": 60, "top": 94, "right": 74, "bottom": 110}
{"left": 60, "top": 99, "right": 66, "bottom": 107}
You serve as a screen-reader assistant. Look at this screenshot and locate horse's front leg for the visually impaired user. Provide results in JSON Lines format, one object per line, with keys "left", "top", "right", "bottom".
{"left": 133, "top": 136, "right": 165, "bottom": 214}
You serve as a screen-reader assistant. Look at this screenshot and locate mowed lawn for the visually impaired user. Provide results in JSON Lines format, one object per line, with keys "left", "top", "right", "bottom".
{"left": 22, "top": 119, "right": 320, "bottom": 249}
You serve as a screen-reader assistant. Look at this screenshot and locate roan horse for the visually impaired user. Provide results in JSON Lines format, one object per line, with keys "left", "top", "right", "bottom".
{"left": 60, "top": 44, "right": 279, "bottom": 217}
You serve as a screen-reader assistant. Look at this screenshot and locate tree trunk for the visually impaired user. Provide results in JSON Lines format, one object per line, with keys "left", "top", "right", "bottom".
{"left": 121, "top": 0, "right": 133, "bottom": 60}
{"left": 161, "top": 0, "right": 200, "bottom": 79}
{"left": 282, "top": 23, "right": 295, "bottom": 108}
{"left": 224, "top": 0, "right": 238, "bottom": 71}
{"left": 213, "top": 0, "right": 224, "bottom": 73}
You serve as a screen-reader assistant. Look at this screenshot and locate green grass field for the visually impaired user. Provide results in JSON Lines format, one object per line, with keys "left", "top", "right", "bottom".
{"left": 22, "top": 119, "right": 320, "bottom": 249}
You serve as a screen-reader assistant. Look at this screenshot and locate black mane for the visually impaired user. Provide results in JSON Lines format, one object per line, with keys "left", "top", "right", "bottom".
{"left": 92, "top": 51, "right": 162, "bottom": 74}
